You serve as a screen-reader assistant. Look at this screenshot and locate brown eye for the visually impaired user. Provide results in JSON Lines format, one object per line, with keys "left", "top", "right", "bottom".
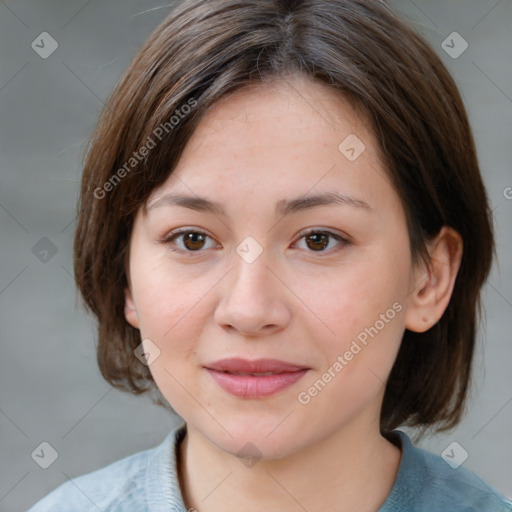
{"left": 163, "top": 230, "right": 217, "bottom": 252}
{"left": 182, "top": 232, "right": 207, "bottom": 250}
{"left": 295, "top": 229, "right": 349, "bottom": 254}
{"left": 305, "top": 232, "right": 330, "bottom": 251}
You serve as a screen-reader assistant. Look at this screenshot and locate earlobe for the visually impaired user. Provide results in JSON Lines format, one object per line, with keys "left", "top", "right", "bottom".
{"left": 405, "top": 226, "right": 463, "bottom": 333}
{"left": 124, "top": 287, "right": 140, "bottom": 329}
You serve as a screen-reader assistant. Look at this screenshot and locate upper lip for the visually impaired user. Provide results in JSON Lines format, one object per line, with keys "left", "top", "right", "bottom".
{"left": 204, "top": 358, "right": 309, "bottom": 373}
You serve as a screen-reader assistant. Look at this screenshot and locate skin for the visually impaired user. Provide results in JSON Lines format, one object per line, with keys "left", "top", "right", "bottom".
{"left": 124, "top": 76, "right": 463, "bottom": 512}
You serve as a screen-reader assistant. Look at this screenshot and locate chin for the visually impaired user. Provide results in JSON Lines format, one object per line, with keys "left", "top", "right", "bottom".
{"left": 199, "top": 416, "right": 310, "bottom": 461}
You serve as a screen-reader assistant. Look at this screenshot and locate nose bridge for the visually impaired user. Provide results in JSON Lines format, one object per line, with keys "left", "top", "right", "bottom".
{"left": 214, "top": 244, "right": 290, "bottom": 335}
{"left": 232, "top": 250, "right": 271, "bottom": 294}
{"left": 228, "top": 233, "right": 274, "bottom": 295}
{"left": 228, "top": 245, "right": 277, "bottom": 309}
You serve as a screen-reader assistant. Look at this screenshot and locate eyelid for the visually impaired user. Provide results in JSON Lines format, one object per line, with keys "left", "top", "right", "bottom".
{"left": 160, "top": 227, "right": 220, "bottom": 252}
{"left": 291, "top": 227, "right": 351, "bottom": 254}
{"left": 294, "top": 227, "right": 351, "bottom": 243}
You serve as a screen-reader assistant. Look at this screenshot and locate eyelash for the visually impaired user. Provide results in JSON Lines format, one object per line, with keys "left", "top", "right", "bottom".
{"left": 160, "top": 228, "right": 351, "bottom": 256}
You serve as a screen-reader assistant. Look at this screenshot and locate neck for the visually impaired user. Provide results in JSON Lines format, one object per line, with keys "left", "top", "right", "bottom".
{"left": 177, "top": 416, "right": 401, "bottom": 512}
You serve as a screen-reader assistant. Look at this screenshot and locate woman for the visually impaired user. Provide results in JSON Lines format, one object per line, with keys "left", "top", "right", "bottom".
{"left": 29, "top": 0, "right": 512, "bottom": 510}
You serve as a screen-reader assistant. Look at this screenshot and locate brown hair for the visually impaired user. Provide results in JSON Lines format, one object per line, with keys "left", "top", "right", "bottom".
{"left": 74, "top": 0, "right": 495, "bottom": 434}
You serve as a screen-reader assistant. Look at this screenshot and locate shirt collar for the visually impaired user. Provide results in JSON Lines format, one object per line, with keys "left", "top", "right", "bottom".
{"left": 146, "top": 419, "right": 188, "bottom": 512}
{"left": 377, "top": 429, "right": 431, "bottom": 511}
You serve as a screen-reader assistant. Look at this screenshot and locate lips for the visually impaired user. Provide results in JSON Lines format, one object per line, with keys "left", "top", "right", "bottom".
{"left": 203, "top": 358, "right": 310, "bottom": 398}
{"left": 204, "top": 357, "right": 309, "bottom": 374}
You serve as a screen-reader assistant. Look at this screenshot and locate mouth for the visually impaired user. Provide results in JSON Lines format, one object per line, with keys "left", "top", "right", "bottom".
{"left": 216, "top": 371, "right": 279, "bottom": 376}
{"left": 203, "top": 358, "right": 310, "bottom": 398}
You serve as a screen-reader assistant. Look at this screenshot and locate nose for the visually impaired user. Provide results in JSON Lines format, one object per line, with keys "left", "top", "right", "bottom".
{"left": 214, "top": 253, "right": 291, "bottom": 337}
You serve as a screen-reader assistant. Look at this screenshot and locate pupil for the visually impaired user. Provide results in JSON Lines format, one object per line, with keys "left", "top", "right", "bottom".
{"left": 307, "top": 233, "right": 328, "bottom": 251}
{"left": 185, "top": 232, "right": 205, "bottom": 250}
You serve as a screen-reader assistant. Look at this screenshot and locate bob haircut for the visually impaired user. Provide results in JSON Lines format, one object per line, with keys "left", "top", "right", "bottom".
{"left": 74, "top": 0, "right": 495, "bottom": 434}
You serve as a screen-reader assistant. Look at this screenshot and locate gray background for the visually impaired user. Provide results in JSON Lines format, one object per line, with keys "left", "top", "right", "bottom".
{"left": 0, "top": 0, "right": 511, "bottom": 510}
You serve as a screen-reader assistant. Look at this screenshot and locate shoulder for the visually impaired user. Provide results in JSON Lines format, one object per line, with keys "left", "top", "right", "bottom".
{"left": 417, "top": 446, "right": 512, "bottom": 511}
{"left": 383, "top": 430, "right": 512, "bottom": 512}
{"left": 27, "top": 426, "right": 183, "bottom": 512}
{"left": 27, "top": 446, "right": 153, "bottom": 512}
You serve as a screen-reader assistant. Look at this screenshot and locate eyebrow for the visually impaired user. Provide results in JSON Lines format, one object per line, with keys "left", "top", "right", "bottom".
{"left": 147, "top": 191, "right": 373, "bottom": 217}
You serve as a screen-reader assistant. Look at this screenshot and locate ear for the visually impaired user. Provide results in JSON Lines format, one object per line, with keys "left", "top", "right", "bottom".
{"left": 124, "top": 286, "right": 140, "bottom": 329}
{"left": 405, "top": 226, "right": 463, "bottom": 333}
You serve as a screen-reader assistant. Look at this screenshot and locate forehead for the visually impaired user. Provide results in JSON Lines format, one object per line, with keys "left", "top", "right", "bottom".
{"left": 189, "top": 77, "right": 371, "bottom": 151}
{"left": 147, "top": 77, "right": 393, "bottom": 214}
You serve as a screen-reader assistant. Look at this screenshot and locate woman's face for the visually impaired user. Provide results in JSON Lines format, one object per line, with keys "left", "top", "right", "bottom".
{"left": 125, "top": 77, "right": 421, "bottom": 458}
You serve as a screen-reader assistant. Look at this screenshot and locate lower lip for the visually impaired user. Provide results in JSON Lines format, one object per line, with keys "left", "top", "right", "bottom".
{"left": 205, "top": 368, "right": 308, "bottom": 398}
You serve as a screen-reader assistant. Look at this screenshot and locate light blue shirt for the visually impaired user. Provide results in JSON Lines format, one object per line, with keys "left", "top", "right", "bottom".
{"left": 28, "top": 421, "right": 512, "bottom": 511}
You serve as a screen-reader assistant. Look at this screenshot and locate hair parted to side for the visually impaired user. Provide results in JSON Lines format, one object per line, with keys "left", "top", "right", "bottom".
{"left": 74, "top": 0, "right": 495, "bottom": 434}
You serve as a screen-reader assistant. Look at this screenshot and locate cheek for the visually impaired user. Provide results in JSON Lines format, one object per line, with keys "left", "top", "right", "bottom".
{"left": 134, "top": 273, "right": 207, "bottom": 342}
{"left": 294, "top": 265, "right": 405, "bottom": 418}
{"left": 293, "top": 262, "right": 400, "bottom": 344}
{"left": 129, "top": 245, "right": 199, "bottom": 327}
{"left": 291, "top": 253, "right": 408, "bottom": 397}
{"left": 130, "top": 258, "right": 213, "bottom": 413}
